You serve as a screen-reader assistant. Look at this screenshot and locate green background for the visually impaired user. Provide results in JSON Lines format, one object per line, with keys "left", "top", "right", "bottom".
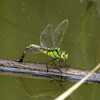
{"left": 0, "top": 0, "right": 100, "bottom": 100}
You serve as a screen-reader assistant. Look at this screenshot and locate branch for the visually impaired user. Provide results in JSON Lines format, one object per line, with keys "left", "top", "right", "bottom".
{"left": 0, "top": 59, "right": 100, "bottom": 83}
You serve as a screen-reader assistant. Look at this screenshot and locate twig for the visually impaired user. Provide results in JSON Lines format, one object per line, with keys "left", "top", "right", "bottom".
{"left": 0, "top": 59, "right": 100, "bottom": 83}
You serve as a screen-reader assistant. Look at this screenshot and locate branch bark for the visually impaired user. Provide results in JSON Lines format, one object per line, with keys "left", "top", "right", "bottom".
{"left": 0, "top": 59, "right": 100, "bottom": 83}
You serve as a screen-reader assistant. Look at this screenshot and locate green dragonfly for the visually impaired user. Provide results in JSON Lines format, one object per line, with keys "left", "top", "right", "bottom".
{"left": 18, "top": 19, "right": 69, "bottom": 70}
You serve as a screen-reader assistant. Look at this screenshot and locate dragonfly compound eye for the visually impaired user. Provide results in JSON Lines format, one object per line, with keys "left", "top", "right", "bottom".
{"left": 65, "top": 53, "right": 68, "bottom": 59}
{"left": 61, "top": 52, "right": 65, "bottom": 59}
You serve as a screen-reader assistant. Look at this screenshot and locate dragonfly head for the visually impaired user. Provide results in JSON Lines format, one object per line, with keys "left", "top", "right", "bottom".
{"left": 61, "top": 52, "right": 68, "bottom": 62}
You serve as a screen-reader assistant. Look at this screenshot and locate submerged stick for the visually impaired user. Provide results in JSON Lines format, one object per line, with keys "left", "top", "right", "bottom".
{"left": 0, "top": 59, "right": 100, "bottom": 83}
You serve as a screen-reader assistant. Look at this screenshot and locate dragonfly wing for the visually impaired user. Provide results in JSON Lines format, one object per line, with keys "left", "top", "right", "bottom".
{"left": 40, "top": 24, "right": 54, "bottom": 48}
{"left": 52, "top": 19, "right": 69, "bottom": 47}
{"left": 25, "top": 44, "right": 41, "bottom": 53}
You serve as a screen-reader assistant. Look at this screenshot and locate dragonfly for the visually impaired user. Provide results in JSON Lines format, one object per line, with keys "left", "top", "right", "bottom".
{"left": 18, "top": 19, "right": 69, "bottom": 71}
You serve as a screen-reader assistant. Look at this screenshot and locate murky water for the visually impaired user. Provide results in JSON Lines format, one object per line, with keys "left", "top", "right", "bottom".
{"left": 0, "top": 0, "right": 100, "bottom": 100}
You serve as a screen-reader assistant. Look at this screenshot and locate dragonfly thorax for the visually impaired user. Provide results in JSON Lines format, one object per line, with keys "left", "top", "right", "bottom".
{"left": 42, "top": 48, "right": 68, "bottom": 62}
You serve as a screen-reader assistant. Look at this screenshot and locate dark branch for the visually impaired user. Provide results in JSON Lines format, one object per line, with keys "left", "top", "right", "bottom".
{"left": 0, "top": 59, "right": 100, "bottom": 83}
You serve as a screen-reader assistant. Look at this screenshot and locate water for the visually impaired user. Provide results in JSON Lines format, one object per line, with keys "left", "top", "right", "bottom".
{"left": 0, "top": 0, "right": 100, "bottom": 100}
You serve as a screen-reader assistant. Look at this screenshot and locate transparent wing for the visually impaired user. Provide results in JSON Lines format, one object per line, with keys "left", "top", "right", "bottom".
{"left": 25, "top": 44, "right": 41, "bottom": 53}
{"left": 40, "top": 24, "right": 54, "bottom": 48}
{"left": 52, "top": 19, "right": 69, "bottom": 47}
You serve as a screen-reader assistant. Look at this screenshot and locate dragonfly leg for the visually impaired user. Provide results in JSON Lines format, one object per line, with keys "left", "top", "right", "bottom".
{"left": 55, "top": 66, "right": 63, "bottom": 79}
{"left": 46, "top": 63, "right": 49, "bottom": 72}
{"left": 47, "top": 58, "right": 63, "bottom": 78}
{"left": 45, "top": 58, "right": 54, "bottom": 72}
